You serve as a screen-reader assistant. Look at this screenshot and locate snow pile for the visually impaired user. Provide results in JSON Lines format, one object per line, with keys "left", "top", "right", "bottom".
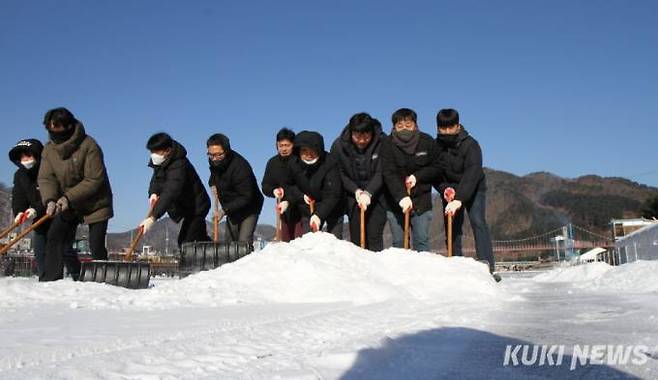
{"left": 0, "top": 232, "right": 501, "bottom": 311}
{"left": 533, "top": 261, "right": 612, "bottom": 283}
{"left": 534, "top": 260, "right": 658, "bottom": 293}
{"left": 588, "top": 260, "right": 658, "bottom": 292}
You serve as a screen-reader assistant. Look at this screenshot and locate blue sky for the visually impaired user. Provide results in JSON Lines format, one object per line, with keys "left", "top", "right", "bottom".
{"left": 1, "top": 1, "right": 657, "bottom": 231}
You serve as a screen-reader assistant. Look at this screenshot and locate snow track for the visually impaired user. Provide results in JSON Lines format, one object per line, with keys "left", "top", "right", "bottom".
{"left": 1, "top": 234, "right": 657, "bottom": 379}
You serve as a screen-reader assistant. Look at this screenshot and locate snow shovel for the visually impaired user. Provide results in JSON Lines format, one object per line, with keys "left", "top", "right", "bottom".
{"left": 178, "top": 188, "right": 252, "bottom": 277}
{"left": 0, "top": 215, "right": 51, "bottom": 256}
{"left": 360, "top": 206, "right": 366, "bottom": 249}
{"left": 78, "top": 199, "right": 157, "bottom": 289}
{"left": 179, "top": 240, "right": 253, "bottom": 277}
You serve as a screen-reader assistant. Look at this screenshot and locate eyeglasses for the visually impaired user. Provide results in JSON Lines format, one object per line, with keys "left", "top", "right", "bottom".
{"left": 207, "top": 152, "right": 226, "bottom": 159}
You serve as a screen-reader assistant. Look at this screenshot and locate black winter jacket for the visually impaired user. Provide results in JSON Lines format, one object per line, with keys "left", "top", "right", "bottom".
{"left": 330, "top": 124, "right": 387, "bottom": 214}
{"left": 12, "top": 169, "right": 50, "bottom": 235}
{"left": 261, "top": 154, "right": 298, "bottom": 201}
{"left": 10, "top": 139, "right": 50, "bottom": 234}
{"left": 434, "top": 127, "right": 486, "bottom": 202}
{"left": 287, "top": 153, "right": 342, "bottom": 221}
{"left": 148, "top": 141, "right": 210, "bottom": 222}
{"left": 380, "top": 131, "right": 441, "bottom": 215}
{"left": 209, "top": 150, "right": 264, "bottom": 223}
{"left": 261, "top": 154, "right": 301, "bottom": 222}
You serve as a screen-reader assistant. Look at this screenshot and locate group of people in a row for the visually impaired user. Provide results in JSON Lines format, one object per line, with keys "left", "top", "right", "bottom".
{"left": 8, "top": 106, "right": 496, "bottom": 282}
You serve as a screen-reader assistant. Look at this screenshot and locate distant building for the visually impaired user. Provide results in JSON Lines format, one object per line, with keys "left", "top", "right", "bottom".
{"left": 610, "top": 218, "right": 657, "bottom": 241}
{"left": 576, "top": 247, "right": 607, "bottom": 264}
{"left": 614, "top": 222, "right": 658, "bottom": 263}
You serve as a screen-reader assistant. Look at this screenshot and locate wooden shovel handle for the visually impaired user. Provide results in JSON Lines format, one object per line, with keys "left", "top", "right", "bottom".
{"left": 126, "top": 228, "right": 145, "bottom": 261}
{"left": 126, "top": 198, "right": 159, "bottom": 261}
{"left": 0, "top": 215, "right": 50, "bottom": 256}
{"left": 309, "top": 199, "right": 319, "bottom": 232}
{"left": 275, "top": 199, "right": 282, "bottom": 241}
{"left": 447, "top": 213, "right": 453, "bottom": 257}
{"left": 0, "top": 220, "right": 23, "bottom": 241}
{"left": 403, "top": 185, "right": 411, "bottom": 250}
{"left": 360, "top": 206, "right": 366, "bottom": 249}
{"left": 212, "top": 186, "right": 220, "bottom": 242}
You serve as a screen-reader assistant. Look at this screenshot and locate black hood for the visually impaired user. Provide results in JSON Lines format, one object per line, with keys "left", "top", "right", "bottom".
{"left": 9, "top": 139, "right": 43, "bottom": 167}
{"left": 295, "top": 131, "right": 325, "bottom": 156}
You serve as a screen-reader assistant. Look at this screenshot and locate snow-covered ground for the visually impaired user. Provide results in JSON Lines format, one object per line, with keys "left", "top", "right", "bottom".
{"left": 1, "top": 233, "right": 657, "bottom": 379}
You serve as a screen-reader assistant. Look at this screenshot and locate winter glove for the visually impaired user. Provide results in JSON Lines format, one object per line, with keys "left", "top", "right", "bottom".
{"left": 46, "top": 201, "right": 58, "bottom": 216}
{"left": 277, "top": 200, "right": 289, "bottom": 214}
{"left": 399, "top": 196, "right": 413, "bottom": 213}
{"left": 15, "top": 208, "right": 36, "bottom": 223}
{"left": 303, "top": 194, "right": 314, "bottom": 205}
{"left": 273, "top": 187, "right": 285, "bottom": 200}
{"left": 25, "top": 208, "right": 37, "bottom": 220}
{"left": 56, "top": 196, "right": 69, "bottom": 212}
{"left": 149, "top": 193, "right": 159, "bottom": 206}
{"left": 310, "top": 214, "right": 321, "bottom": 232}
{"left": 214, "top": 206, "right": 225, "bottom": 222}
{"left": 14, "top": 212, "right": 24, "bottom": 224}
{"left": 140, "top": 217, "right": 155, "bottom": 233}
{"left": 356, "top": 190, "right": 371, "bottom": 210}
{"left": 445, "top": 200, "right": 462, "bottom": 216}
{"left": 405, "top": 175, "right": 417, "bottom": 189}
{"left": 443, "top": 187, "right": 456, "bottom": 202}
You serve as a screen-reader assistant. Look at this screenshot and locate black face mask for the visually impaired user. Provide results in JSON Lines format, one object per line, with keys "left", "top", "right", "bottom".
{"left": 49, "top": 127, "right": 75, "bottom": 144}
{"left": 395, "top": 129, "right": 415, "bottom": 142}
{"left": 438, "top": 133, "right": 459, "bottom": 146}
{"left": 209, "top": 158, "right": 227, "bottom": 170}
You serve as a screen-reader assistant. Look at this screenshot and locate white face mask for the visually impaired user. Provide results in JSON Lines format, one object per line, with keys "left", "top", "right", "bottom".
{"left": 150, "top": 153, "right": 166, "bottom": 166}
{"left": 302, "top": 157, "right": 318, "bottom": 165}
{"left": 21, "top": 159, "right": 36, "bottom": 169}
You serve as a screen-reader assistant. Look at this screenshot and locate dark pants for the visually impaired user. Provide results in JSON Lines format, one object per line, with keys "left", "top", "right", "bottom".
{"left": 387, "top": 209, "right": 433, "bottom": 252}
{"left": 443, "top": 186, "right": 495, "bottom": 272}
{"left": 226, "top": 214, "right": 259, "bottom": 244}
{"left": 32, "top": 230, "right": 47, "bottom": 277}
{"left": 348, "top": 202, "right": 386, "bottom": 251}
{"left": 279, "top": 212, "right": 303, "bottom": 242}
{"left": 178, "top": 215, "right": 211, "bottom": 248}
{"left": 41, "top": 212, "right": 80, "bottom": 282}
{"left": 88, "top": 220, "right": 108, "bottom": 260}
{"left": 301, "top": 214, "right": 343, "bottom": 239}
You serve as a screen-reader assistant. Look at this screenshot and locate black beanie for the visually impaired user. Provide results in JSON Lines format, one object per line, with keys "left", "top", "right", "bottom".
{"left": 9, "top": 139, "right": 43, "bottom": 164}
{"left": 294, "top": 131, "right": 324, "bottom": 156}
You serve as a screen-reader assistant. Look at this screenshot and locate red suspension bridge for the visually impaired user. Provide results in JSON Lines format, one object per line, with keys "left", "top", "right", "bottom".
{"left": 436, "top": 223, "right": 614, "bottom": 258}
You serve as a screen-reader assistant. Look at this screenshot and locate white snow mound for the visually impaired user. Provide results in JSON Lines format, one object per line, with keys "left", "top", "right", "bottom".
{"left": 534, "top": 260, "right": 658, "bottom": 293}
{"left": 533, "top": 262, "right": 612, "bottom": 282}
{"left": 0, "top": 232, "right": 501, "bottom": 310}
{"left": 587, "top": 260, "right": 658, "bottom": 292}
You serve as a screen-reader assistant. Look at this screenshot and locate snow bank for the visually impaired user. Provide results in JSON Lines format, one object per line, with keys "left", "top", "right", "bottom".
{"left": 534, "top": 260, "right": 658, "bottom": 293}
{"left": 533, "top": 262, "right": 612, "bottom": 283}
{"left": 588, "top": 260, "right": 658, "bottom": 292}
{"left": 0, "top": 233, "right": 501, "bottom": 310}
